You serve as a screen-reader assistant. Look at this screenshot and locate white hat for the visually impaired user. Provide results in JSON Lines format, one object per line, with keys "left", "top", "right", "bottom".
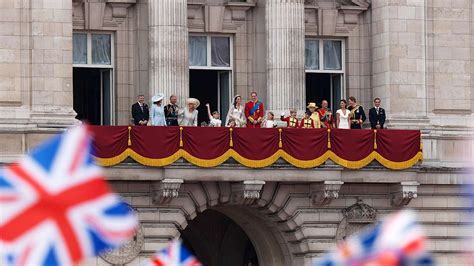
{"left": 186, "top": 98, "right": 200, "bottom": 108}
{"left": 152, "top": 93, "right": 164, "bottom": 103}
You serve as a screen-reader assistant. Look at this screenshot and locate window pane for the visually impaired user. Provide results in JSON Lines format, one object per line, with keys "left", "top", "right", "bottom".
{"left": 305, "top": 40, "right": 319, "bottom": 70}
{"left": 323, "top": 40, "right": 342, "bottom": 70}
{"left": 73, "top": 33, "right": 87, "bottom": 64}
{"left": 211, "top": 37, "right": 230, "bottom": 67}
{"left": 189, "top": 36, "right": 207, "bottom": 66}
{"left": 92, "top": 34, "right": 111, "bottom": 65}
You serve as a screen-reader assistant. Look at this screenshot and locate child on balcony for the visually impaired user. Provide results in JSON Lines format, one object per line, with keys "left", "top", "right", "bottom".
{"left": 300, "top": 110, "right": 315, "bottom": 129}
{"left": 280, "top": 109, "right": 299, "bottom": 128}
{"left": 263, "top": 112, "right": 276, "bottom": 128}
{"left": 206, "top": 103, "right": 222, "bottom": 127}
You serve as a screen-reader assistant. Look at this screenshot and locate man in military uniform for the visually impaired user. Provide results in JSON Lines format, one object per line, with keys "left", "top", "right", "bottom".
{"left": 348, "top": 96, "right": 366, "bottom": 129}
{"left": 244, "top": 91, "right": 264, "bottom": 128}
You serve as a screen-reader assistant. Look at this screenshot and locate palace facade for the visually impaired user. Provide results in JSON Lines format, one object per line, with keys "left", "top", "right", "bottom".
{"left": 0, "top": 0, "right": 473, "bottom": 265}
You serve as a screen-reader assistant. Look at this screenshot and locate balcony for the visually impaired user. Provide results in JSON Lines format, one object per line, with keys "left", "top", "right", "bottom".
{"left": 91, "top": 126, "right": 422, "bottom": 170}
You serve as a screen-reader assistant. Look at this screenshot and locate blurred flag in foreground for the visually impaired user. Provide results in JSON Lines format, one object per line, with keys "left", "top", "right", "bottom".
{"left": 147, "top": 240, "right": 202, "bottom": 266}
{"left": 0, "top": 126, "right": 138, "bottom": 266}
{"left": 315, "top": 210, "right": 433, "bottom": 266}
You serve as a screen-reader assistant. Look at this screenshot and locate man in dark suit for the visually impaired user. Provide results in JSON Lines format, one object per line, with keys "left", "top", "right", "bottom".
{"left": 369, "top": 97, "right": 386, "bottom": 129}
{"left": 131, "top": 94, "right": 149, "bottom": 125}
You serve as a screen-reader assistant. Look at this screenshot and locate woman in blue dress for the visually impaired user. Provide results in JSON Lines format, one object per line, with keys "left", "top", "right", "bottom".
{"left": 150, "top": 93, "right": 167, "bottom": 126}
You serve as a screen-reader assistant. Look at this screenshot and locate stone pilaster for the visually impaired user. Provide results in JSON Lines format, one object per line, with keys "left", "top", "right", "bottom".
{"left": 371, "top": 1, "right": 429, "bottom": 128}
{"left": 265, "top": 0, "right": 305, "bottom": 112}
{"left": 148, "top": 0, "right": 188, "bottom": 103}
{"left": 0, "top": 0, "right": 77, "bottom": 127}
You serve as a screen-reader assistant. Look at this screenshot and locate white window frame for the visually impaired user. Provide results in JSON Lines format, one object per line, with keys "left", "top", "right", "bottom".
{"left": 73, "top": 31, "right": 115, "bottom": 125}
{"left": 305, "top": 38, "right": 345, "bottom": 74}
{"left": 189, "top": 34, "right": 233, "bottom": 71}
{"left": 73, "top": 31, "right": 115, "bottom": 68}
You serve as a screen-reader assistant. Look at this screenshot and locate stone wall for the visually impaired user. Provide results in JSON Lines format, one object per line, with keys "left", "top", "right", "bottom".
{"left": 0, "top": 0, "right": 76, "bottom": 126}
{"left": 78, "top": 180, "right": 472, "bottom": 266}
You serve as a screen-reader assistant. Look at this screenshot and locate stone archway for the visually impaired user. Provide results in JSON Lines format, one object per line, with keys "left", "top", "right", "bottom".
{"left": 180, "top": 206, "right": 291, "bottom": 266}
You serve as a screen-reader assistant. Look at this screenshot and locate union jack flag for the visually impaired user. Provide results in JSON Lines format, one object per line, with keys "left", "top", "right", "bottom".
{"left": 314, "top": 210, "right": 434, "bottom": 266}
{"left": 148, "top": 240, "right": 202, "bottom": 266}
{"left": 0, "top": 126, "right": 138, "bottom": 266}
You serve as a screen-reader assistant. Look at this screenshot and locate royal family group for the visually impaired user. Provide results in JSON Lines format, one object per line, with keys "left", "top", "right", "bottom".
{"left": 132, "top": 92, "right": 386, "bottom": 130}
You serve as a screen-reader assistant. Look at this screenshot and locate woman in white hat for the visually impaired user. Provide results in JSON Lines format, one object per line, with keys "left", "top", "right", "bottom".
{"left": 179, "top": 98, "right": 199, "bottom": 126}
{"left": 150, "top": 93, "right": 167, "bottom": 126}
{"left": 225, "top": 95, "right": 245, "bottom": 127}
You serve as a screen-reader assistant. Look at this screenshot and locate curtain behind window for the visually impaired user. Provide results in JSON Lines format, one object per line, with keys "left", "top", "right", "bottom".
{"left": 92, "top": 34, "right": 111, "bottom": 65}
{"left": 323, "top": 40, "right": 342, "bottom": 70}
{"left": 189, "top": 36, "right": 207, "bottom": 66}
{"left": 211, "top": 37, "right": 230, "bottom": 67}
{"left": 73, "top": 33, "right": 87, "bottom": 64}
{"left": 305, "top": 40, "right": 319, "bottom": 70}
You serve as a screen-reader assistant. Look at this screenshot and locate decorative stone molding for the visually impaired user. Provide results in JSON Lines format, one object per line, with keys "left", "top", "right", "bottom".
{"left": 72, "top": 0, "right": 136, "bottom": 29}
{"left": 304, "top": 0, "right": 369, "bottom": 36}
{"left": 100, "top": 223, "right": 144, "bottom": 264}
{"left": 230, "top": 180, "right": 265, "bottom": 205}
{"left": 309, "top": 181, "right": 344, "bottom": 206}
{"left": 343, "top": 199, "right": 377, "bottom": 223}
{"left": 188, "top": 1, "right": 255, "bottom": 32}
{"left": 336, "top": 199, "right": 377, "bottom": 240}
{"left": 391, "top": 182, "right": 419, "bottom": 207}
{"left": 152, "top": 179, "right": 184, "bottom": 204}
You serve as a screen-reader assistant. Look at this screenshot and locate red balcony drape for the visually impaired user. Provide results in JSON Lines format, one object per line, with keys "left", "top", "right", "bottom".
{"left": 90, "top": 126, "right": 422, "bottom": 170}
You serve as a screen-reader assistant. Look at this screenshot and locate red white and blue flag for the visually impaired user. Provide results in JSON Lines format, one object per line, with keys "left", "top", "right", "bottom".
{"left": 148, "top": 240, "right": 202, "bottom": 266}
{"left": 0, "top": 126, "right": 138, "bottom": 266}
{"left": 314, "top": 210, "right": 434, "bottom": 266}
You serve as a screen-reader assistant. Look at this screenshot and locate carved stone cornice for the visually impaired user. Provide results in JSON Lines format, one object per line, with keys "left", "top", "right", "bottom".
{"left": 391, "top": 181, "right": 419, "bottom": 207}
{"left": 152, "top": 179, "right": 184, "bottom": 205}
{"left": 310, "top": 181, "right": 344, "bottom": 206}
{"left": 230, "top": 180, "right": 265, "bottom": 205}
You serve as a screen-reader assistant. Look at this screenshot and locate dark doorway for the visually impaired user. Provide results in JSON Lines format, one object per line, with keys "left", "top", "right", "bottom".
{"left": 306, "top": 73, "right": 343, "bottom": 112}
{"left": 180, "top": 209, "right": 259, "bottom": 266}
{"left": 189, "top": 70, "right": 231, "bottom": 126}
{"left": 73, "top": 68, "right": 112, "bottom": 125}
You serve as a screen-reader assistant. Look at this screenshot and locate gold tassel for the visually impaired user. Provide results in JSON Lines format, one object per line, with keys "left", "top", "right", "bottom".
{"left": 374, "top": 130, "right": 377, "bottom": 150}
{"left": 278, "top": 129, "right": 283, "bottom": 148}
{"left": 327, "top": 129, "right": 331, "bottom": 149}
{"left": 127, "top": 126, "right": 132, "bottom": 146}
{"left": 229, "top": 128, "right": 233, "bottom": 147}
{"left": 179, "top": 127, "right": 183, "bottom": 147}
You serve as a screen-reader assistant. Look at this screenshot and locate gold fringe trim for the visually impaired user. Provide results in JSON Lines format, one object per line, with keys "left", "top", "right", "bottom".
{"left": 328, "top": 151, "right": 376, "bottom": 169}
{"left": 94, "top": 148, "right": 423, "bottom": 170}
{"left": 127, "top": 126, "right": 132, "bottom": 146}
{"left": 129, "top": 150, "right": 182, "bottom": 166}
{"left": 95, "top": 148, "right": 131, "bottom": 166}
{"left": 278, "top": 129, "right": 283, "bottom": 148}
{"left": 327, "top": 129, "right": 331, "bottom": 149}
{"left": 232, "top": 150, "right": 281, "bottom": 168}
{"left": 374, "top": 130, "right": 377, "bottom": 150}
{"left": 280, "top": 150, "right": 330, "bottom": 169}
{"left": 375, "top": 152, "right": 423, "bottom": 170}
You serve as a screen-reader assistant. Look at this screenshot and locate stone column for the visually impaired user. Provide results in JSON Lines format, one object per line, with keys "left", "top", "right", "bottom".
{"left": 265, "top": 0, "right": 305, "bottom": 113}
{"left": 148, "top": 0, "right": 188, "bottom": 103}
